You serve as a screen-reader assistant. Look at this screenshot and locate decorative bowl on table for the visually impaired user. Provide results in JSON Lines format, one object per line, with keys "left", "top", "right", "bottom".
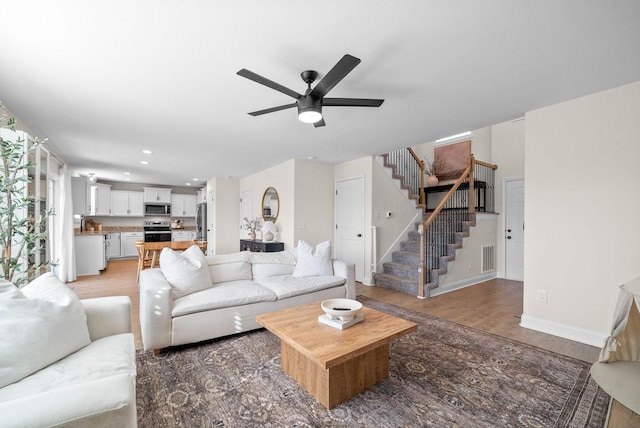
{"left": 321, "top": 298, "right": 363, "bottom": 321}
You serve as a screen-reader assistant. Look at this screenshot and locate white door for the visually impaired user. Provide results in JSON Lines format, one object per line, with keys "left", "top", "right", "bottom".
{"left": 239, "top": 189, "right": 252, "bottom": 238}
{"left": 505, "top": 179, "right": 525, "bottom": 281}
{"left": 335, "top": 177, "right": 365, "bottom": 282}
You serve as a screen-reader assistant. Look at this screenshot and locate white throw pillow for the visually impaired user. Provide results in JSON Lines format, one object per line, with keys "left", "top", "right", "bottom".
{"left": 160, "top": 245, "right": 212, "bottom": 298}
{"left": 292, "top": 240, "right": 333, "bottom": 277}
{"left": 0, "top": 273, "right": 91, "bottom": 389}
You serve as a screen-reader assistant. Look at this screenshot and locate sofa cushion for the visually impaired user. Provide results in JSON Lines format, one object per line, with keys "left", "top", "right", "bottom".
{"left": 0, "top": 333, "right": 136, "bottom": 427}
{"left": 160, "top": 245, "right": 212, "bottom": 298}
{"left": 292, "top": 240, "right": 333, "bottom": 277}
{"left": 0, "top": 273, "right": 92, "bottom": 389}
{"left": 172, "top": 280, "right": 277, "bottom": 317}
{"left": 255, "top": 275, "right": 346, "bottom": 299}
{"left": 250, "top": 251, "right": 297, "bottom": 279}
{"left": 206, "top": 251, "right": 252, "bottom": 284}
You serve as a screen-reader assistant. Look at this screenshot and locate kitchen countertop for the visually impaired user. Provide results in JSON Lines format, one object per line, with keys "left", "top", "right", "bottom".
{"left": 74, "top": 226, "right": 195, "bottom": 236}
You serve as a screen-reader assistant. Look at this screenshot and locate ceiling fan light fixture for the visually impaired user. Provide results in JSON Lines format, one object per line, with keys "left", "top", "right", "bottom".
{"left": 298, "top": 110, "right": 322, "bottom": 124}
{"left": 297, "top": 96, "right": 323, "bottom": 124}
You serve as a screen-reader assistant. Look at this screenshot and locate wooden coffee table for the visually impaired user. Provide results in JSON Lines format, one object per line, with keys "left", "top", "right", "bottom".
{"left": 256, "top": 301, "right": 417, "bottom": 409}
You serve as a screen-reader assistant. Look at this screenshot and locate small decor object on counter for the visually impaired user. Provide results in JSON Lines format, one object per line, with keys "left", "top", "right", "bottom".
{"left": 262, "top": 220, "right": 277, "bottom": 242}
{"left": 171, "top": 219, "right": 183, "bottom": 229}
{"left": 243, "top": 217, "right": 262, "bottom": 240}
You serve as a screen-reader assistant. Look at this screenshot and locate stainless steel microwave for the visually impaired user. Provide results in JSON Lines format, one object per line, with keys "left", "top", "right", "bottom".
{"left": 144, "top": 203, "right": 171, "bottom": 216}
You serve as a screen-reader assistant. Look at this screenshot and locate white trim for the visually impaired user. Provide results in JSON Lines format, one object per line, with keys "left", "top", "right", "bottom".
{"left": 520, "top": 314, "right": 607, "bottom": 348}
{"left": 430, "top": 273, "right": 497, "bottom": 297}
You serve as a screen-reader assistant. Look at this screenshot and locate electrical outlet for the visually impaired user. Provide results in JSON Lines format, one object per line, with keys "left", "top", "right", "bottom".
{"left": 536, "top": 290, "right": 548, "bottom": 303}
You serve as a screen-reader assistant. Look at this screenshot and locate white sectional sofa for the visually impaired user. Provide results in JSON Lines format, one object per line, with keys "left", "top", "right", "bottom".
{"left": 0, "top": 273, "right": 137, "bottom": 428}
{"left": 139, "top": 246, "right": 355, "bottom": 353}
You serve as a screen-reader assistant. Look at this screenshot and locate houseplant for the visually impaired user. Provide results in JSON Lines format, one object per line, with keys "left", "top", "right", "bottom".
{"left": 1, "top": 102, "right": 52, "bottom": 286}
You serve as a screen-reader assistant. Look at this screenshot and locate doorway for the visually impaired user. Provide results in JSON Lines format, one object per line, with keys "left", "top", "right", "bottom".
{"left": 335, "top": 177, "right": 365, "bottom": 282}
{"left": 504, "top": 178, "right": 525, "bottom": 281}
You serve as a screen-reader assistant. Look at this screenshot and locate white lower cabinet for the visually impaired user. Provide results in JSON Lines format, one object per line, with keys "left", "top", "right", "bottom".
{"left": 106, "top": 232, "right": 121, "bottom": 259}
{"left": 75, "top": 235, "right": 107, "bottom": 276}
{"left": 172, "top": 230, "right": 195, "bottom": 241}
{"left": 121, "top": 232, "right": 144, "bottom": 258}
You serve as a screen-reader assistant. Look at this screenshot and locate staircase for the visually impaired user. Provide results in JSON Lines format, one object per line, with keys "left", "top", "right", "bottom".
{"left": 374, "top": 152, "right": 480, "bottom": 298}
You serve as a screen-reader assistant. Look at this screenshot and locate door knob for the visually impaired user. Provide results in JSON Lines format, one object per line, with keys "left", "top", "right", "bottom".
{"left": 357, "top": 234, "right": 362, "bottom": 237}
{"left": 507, "top": 229, "right": 512, "bottom": 233}
{"left": 507, "top": 236, "right": 512, "bottom": 239}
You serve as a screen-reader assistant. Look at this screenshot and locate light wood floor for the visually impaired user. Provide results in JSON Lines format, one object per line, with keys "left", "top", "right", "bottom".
{"left": 70, "top": 259, "right": 638, "bottom": 427}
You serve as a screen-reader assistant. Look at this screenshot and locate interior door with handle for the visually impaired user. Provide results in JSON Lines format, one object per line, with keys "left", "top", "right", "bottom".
{"left": 505, "top": 179, "right": 525, "bottom": 281}
{"left": 335, "top": 177, "right": 365, "bottom": 282}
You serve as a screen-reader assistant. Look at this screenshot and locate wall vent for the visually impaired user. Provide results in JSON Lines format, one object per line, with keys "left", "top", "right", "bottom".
{"left": 481, "top": 245, "right": 496, "bottom": 273}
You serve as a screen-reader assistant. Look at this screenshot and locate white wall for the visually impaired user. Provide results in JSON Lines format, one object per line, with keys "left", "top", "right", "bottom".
{"left": 491, "top": 119, "right": 526, "bottom": 277}
{"left": 207, "top": 177, "right": 239, "bottom": 255}
{"left": 239, "top": 159, "right": 334, "bottom": 250}
{"left": 522, "top": 81, "right": 640, "bottom": 346}
{"left": 293, "top": 160, "right": 335, "bottom": 247}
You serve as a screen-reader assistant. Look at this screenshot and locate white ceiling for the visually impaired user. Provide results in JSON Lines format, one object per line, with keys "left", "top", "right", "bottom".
{"left": 1, "top": 1, "right": 639, "bottom": 187}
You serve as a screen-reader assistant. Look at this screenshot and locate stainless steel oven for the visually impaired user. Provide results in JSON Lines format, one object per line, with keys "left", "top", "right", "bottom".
{"left": 143, "top": 220, "right": 172, "bottom": 242}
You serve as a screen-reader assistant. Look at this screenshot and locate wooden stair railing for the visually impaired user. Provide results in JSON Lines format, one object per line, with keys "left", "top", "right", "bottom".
{"left": 417, "top": 153, "right": 497, "bottom": 298}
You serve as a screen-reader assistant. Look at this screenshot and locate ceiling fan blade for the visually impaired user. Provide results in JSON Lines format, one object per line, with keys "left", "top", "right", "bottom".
{"left": 313, "top": 118, "right": 326, "bottom": 128}
{"left": 323, "top": 98, "right": 384, "bottom": 107}
{"left": 248, "top": 103, "right": 297, "bottom": 116}
{"left": 237, "top": 69, "right": 302, "bottom": 99}
{"left": 309, "top": 54, "right": 361, "bottom": 98}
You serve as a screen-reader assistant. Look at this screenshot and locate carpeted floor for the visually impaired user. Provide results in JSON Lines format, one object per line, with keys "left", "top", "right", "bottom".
{"left": 135, "top": 296, "right": 610, "bottom": 427}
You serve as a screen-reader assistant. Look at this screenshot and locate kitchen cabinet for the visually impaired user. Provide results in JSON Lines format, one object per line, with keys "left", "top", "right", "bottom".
{"left": 75, "top": 234, "right": 107, "bottom": 275}
{"left": 121, "top": 231, "right": 144, "bottom": 258}
{"left": 143, "top": 187, "right": 172, "bottom": 203}
{"left": 91, "top": 183, "right": 111, "bottom": 216}
{"left": 196, "top": 188, "right": 207, "bottom": 204}
{"left": 172, "top": 230, "right": 195, "bottom": 241}
{"left": 240, "top": 239, "right": 284, "bottom": 252}
{"left": 171, "top": 194, "right": 197, "bottom": 217}
{"left": 72, "top": 177, "right": 91, "bottom": 215}
{"left": 111, "top": 191, "right": 144, "bottom": 217}
{"left": 106, "top": 232, "right": 121, "bottom": 259}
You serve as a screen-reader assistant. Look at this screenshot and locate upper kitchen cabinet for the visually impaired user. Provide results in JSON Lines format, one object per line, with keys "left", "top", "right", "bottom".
{"left": 143, "top": 187, "right": 172, "bottom": 203}
{"left": 72, "top": 177, "right": 91, "bottom": 215}
{"left": 171, "top": 193, "right": 197, "bottom": 217}
{"left": 90, "top": 183, "right": 111, "bottom": 216}
{"left": 196, "top": 188, "right": 207, "bottom": 204}
{"left": 111, "top": 190, "right": 144, "bottom": 217}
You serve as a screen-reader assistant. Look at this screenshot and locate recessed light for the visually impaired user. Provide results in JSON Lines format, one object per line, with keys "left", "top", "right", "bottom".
{"left": 125, "top": 178, "right": 131, "bottom": 181}
{"left": 185, "top": 183, "right": 191, "bottom": 186}
{"left": 142, "top": 150, "right": 152, "bottom": 154}
{"left": 124, "top": 172, "right": 131, "bottom": 175}
{"left": 192, "top": 178, "right": 198, "bottom": 181}
{"left": 140, "top": 161, "right": 149, "bottom": 165}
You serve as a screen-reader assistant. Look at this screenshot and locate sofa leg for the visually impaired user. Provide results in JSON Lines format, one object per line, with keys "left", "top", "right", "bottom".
{"left": 153, "top": 349, "right": 160, "bottom": 356}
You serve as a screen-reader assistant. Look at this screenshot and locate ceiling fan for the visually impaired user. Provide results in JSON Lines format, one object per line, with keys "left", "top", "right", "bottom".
{"left": 237, "top": 54, "right": 384, "bottom": 127}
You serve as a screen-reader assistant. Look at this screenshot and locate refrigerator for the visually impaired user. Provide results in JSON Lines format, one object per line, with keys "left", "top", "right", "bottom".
{"left": 196, "top": 203, "right": 207, "bottom": 241}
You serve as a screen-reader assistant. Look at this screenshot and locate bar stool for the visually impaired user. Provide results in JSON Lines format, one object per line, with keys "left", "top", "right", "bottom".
{"left": 135, "top": 241, "right": 153, "bottom": 282}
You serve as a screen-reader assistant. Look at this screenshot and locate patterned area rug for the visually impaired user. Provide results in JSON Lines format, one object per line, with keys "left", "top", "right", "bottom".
{"left": 136, "top": 296, "right": 610, "bottom": 427}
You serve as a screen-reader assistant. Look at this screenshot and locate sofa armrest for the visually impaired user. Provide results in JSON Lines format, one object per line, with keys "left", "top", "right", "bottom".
{"left": 139, "top": 268, "right": 173, "bottom": 352}
{"left": 81, "top": 296, "right": 132, "bottom": 341}
{"left": 333, "top": 259, "right": 356, "bottom": 299}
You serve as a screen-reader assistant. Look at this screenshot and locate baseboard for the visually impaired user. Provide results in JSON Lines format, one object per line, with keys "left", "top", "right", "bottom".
{"left": 362, "top": 275, "right": 375, "bottom": 286}
{"left": 520, "top": 314, "right": 608, "bottom": 348}
{"left": 429, "top": 273, "right": 497, "bottom": 297}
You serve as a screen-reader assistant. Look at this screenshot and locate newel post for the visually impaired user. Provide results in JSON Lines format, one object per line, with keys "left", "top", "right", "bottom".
{"left": 468, "top": 153, "right": 476, "bottom": 214}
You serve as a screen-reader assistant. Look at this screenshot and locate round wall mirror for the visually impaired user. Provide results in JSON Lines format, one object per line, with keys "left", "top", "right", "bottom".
{"left": 262, "top": 187, "right": 280, "bottom": 222}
